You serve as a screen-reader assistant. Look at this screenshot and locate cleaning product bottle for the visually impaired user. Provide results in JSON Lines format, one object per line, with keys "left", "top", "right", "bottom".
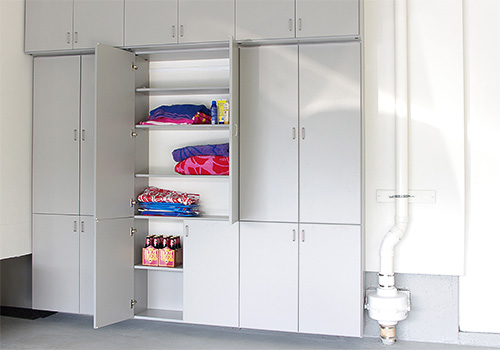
{"left": 211, "top": 101, "right": 217, "bottom": 125}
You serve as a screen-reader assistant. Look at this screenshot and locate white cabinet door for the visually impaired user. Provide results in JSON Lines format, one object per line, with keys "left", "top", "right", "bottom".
{"left": 229, "top": 39, "right": 240, "bottom": 224}
{"left": 33, "top": 56, "right": 80, "bottom": 215}
{"left": 94, "top": 218, "right": 134, "bottom": 328}
{"left": 239, "top": 45, "right": 299, "bottom": 222}
{"left": 33, "top": 214, "right": 80, "bottom": 313}
{"left": 25, "top": 0, "right": 73, "bottom": 52}
{"left": 73, "top": 0, "right": 124, "bottom": 49}
{"left": 183, "top": 220, "right": 239, "bottom": 327}
{"left": 236, "top": 0, "right": 294, "bottom": 40}
{"left": 125, "top": 0, "right": 178, "bottom": 46}
{"left": 299, "top": 224, "right": 362, "bottom": 336}
{"left": 178, "top": 0, "right": 234, "bottom": 43}
{"left": 240, "top": 222, "right": 298, "bottom": 332}
{"left": 80, "top": 55, "right": 96, "bottom": 216}
{"left": 299, "top": 42, "right": 361, "bottom": 225}
{"left": 79, "top": 216, "right": 95, "bottom": 315}
{"left": 94, "top": 45, "right": 136, "bottom": 220}
{"left": 296, "top": 0, "right": 359, "bottom": 38}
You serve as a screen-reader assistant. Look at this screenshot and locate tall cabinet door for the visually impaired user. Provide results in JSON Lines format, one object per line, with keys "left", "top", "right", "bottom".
{"left": 73, "top": 0, "right": 124, "bottom": 49}
{"left": 299, "top": 42, "right": 361, "bottom": 225}
{"left": 79, "top": 216, "right": 95, "bottom": 315}
{"left": 124, "top": 0, "right": 178, "bottom": 46}
{"left": 240, "top": 222, "right": 298, "bottom": 332}
{"left": 178, "top": 0, "right": 234, "bottom": 43}
{"left": 33, "top": 214, "right": 80, "bottom": 313}
{"left": 229, "top": 39, "right": 240, "bottom": 224}
{"left": 33, "top": 56, "right": 80, "bottom": 215}
{"left": 183, "top": 220, "right": 239, "bottom": 327}
{"left": 296, "top": 0, "right": 359, "bottom": 38}
{"left": 25, "top": 0, "right": 73, "bottom": 52}
{"left": 299, "top": 224, "right": 362, "bottom": 336}
{"left": 240, "top": 45, "right": 299, "bottom": 222}
{"left": 236, "top": 0, "right": 295, "bottom": 40}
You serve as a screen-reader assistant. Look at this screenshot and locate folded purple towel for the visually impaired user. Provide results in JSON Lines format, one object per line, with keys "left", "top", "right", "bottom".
{"left": 172, "top": 143, "right": 230, "bottom": 163}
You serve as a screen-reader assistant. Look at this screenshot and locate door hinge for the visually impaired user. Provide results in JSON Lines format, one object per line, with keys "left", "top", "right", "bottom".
{"left": 130, "top": 227, "right": 137, "bottom": 237}
{"left": 130, "top": 198, "right": 137, "bottom": 207}
{"left": 131, "top": 130, "right": 138, "bottom": 138}
{"left": 130, "top": 299, "right": 137, "bottom": 308}
{"left": 132, "top": 63, "right": 138, "bottom": 71}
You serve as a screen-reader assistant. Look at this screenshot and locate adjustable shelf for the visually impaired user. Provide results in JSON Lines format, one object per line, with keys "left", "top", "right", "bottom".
{"left": 135, "top": 173, "right": 229, "bottom": 179}
{"left": 134, "top": 215, "right": 229, "bottom": 221}
{"left": 134, "top": 264, "right": 183, "bottom": 272}
{"left": 136, "top": 87, "right": 229, "bottom": 96}
{"left": 135, "top": 124, "right": 230, "bottom": 131}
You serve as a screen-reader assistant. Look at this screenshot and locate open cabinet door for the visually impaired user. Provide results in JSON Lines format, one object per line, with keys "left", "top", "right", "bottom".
{"left": 229, "top": 37, "right": 239, "bottom": 224}
{"left": 93, "top": 44, "right": 136, "bottom": 328}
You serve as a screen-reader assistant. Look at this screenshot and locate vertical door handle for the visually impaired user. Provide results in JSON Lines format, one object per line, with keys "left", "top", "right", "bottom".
{"left": 292, "top": 127, "right": 296, "bottom": 140}
{"left": 288, "top": 18, "right": 293, "bottom": 31}
{"left": 74, "top": 129, "right": 78, "bottom": 141}
{"left": 185, "top": 225, "right": 189, "bottom": 237}
{"left": 73, "top": 221, "right": 78, "bottom": 233}
{"left": 81, "top": 129, "right": 86, "bottom": 142}
{"left": 301, "top": 127, "right": 305, "bottom": 140}
{"left": 180, "top": 25, "right": 184, "bottom": 38}
{"left": 81, "top": 221, "right": 85, "bottom": 233}
{"left": 298, "top": 18, "right": 302, "bottom": 31}
{"left": 66, "top": 32, "right": 71, "bottom": 44}
{"left": 172, "top": 25, "right": 176, "bottom": 38}
{"left": 74, "top": 31, "right": 78, "bottom": 44}
{"left": 292, "top": 229, "right": 296, "bottom": 242}
{"left": 301, "top": 229, "right": 305, "bottom": 242}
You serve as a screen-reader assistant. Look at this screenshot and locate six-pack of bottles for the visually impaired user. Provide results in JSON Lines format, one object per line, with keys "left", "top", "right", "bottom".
{"left": 142, "top": 235, "right": 183, "bottom": 268}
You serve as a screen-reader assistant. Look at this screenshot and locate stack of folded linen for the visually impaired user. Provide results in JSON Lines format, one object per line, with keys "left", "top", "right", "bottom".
{"left": 137, "top": 186, "right": 200, "bottom": 217}
{"left": 173, "top": 143, "right": 229, "bottom": 176}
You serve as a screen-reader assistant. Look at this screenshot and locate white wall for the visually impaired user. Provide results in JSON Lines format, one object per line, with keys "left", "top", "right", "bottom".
{"left": 0, "top": 0, "right": 32, "bottom": 259}
{"left": 364, "top": 0, "right": 465, "bottom": 276}
{"left": 459, "top": 0, "right": 500, "bottom": 334}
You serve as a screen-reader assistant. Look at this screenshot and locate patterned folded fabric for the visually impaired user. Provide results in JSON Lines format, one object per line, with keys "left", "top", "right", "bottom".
{"left": 138, "top": 202, "right": 200, "bottom": 217}
{"left": 175, "top": 156, "right": 229, "bottom": 176}
{"left": 137, "top": 186, "right": 200, "bottom": 205}
{"left": 172, "top": 143, "right": 229, "bottom": 163}
{"left": 141, "top": 104, "right": 211, "bottom": 125}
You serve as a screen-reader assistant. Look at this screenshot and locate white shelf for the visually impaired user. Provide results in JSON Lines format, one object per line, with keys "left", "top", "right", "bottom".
{"left": 134, "top": 215, "right": 228, "bottom": 221}
{"left": 135, "top": 173, "right": 229, "bottom": 179}
{"left": 136, "top": 87, "right": 229, "bottom": 96}
{"left": 135, "top": 124, "right": 230, "bottom": 131}
{"left": 134, "top": 308, "right": 183, "bottom": 323}
{"left": 134, "top": 264, "right": 183, "bottom": 272}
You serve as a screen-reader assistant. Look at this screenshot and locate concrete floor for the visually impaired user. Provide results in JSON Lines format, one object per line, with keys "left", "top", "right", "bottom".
{"left": 1, "top": 313, "right": 498, "bottom": 350}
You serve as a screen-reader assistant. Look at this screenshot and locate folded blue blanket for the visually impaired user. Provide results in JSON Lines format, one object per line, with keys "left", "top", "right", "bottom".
{"left": 149, "top": 104, "right": 211, "bottom": 121}
{"left": 172, "top": 143, "right": 230, "bottom": 163}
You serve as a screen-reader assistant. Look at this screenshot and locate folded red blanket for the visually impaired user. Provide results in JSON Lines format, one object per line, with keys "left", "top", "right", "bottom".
{"left": 137, "top": 186, "right": 200, "bottom": 205}
{"left": 175, "top": 155, "right": 229, "bottom": 176}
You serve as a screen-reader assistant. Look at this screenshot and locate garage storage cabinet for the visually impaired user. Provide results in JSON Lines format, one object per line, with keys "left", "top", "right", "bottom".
{"left": 29, "top": 0, "right": 363, "bottom": 339}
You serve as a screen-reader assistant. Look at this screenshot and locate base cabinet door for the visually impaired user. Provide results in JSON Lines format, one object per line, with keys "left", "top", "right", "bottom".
{"left": 33, "top": 214, "right": 80, "bottom": 313}
{"left": 298, "top": 224, "right": 362, "bottom": 336}
{"left": 183, "top": 220, "right": 239, "bottom": 327}
{"left": 240, "top": 222, "right": 298, "bottom": 332}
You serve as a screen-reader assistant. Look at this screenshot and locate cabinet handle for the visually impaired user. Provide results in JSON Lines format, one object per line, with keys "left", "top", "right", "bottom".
{"left": 74, "top": 31, "right": 78, "bottom": 44}
{"left": 172, "top": 25, "right": 176, "bottom": 38}
{"left": 288, "top": 18, "right": 293, "bottom": 31}
{"left": 185, "top": 225, "right": 189, "bottom": 237}
{"left": 66, "top": 32, "right": 71, "bottom": 44}
{"left": 292, "top": 127, "right": 296, "bottom": 140}
{"left": 81, "top": 221, "right": 85, "bottom": 233}
{"left": 74, "top": 129, "right": 78, "bottom": 141}
{"left": 81, "top": 129, "right": 86, "bottom": 142}
{"left": 301, "top": 229, "right": 305, "bottom": 242}
{"left": 73, "top": 221, "right": 77, "bottom": 233}
{"left": 292, "top": 229, "right": 296, "bottom": 242}
{"left": 232, "top": 124, "right": 238, "bottom": 137}
{"left": 301, "top": 127, "right": 305, "bottom": 140}
{"left": 180, "top": 25, "right": 184, "bottom": 38}
{"left": 298, "top": 18, "right": 302, "bottom": 31}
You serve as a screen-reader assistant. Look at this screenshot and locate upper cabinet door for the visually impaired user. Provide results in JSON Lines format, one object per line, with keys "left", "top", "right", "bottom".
{"left": 178, "top": 0, "right": 234, "bottom": 43}
{"left": 236, "top": 0, "right": 295, "bottom": 40}
{"left": 299, "top": 42, "right": 361, "bottom": 225}
{"left": 124, "top": 0, "right": 178, "bottom": 46}
{"left": 296, "top": 0, "right": 359, "bottom": 38}
{"left": 33, "top": 56, "right": 80, "bottom": 215}
{"left": 95, "top": 45, "right": 136, "bottom": 220}
{"left": 239, "top": 45, "right": 299, "bottom": 222}
{"left": 73, "top": 0, "right": 124, "bottom": 49}
{"left": 25, "top": 0, "right": 73, "bottom": 52}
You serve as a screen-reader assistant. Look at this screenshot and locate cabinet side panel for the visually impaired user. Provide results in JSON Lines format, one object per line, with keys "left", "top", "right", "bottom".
{"left": 33, "top": 56, "right": 80, "bottom": 215}
{"left": 239, "top": 45, "right": 299, "bottom": 222}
